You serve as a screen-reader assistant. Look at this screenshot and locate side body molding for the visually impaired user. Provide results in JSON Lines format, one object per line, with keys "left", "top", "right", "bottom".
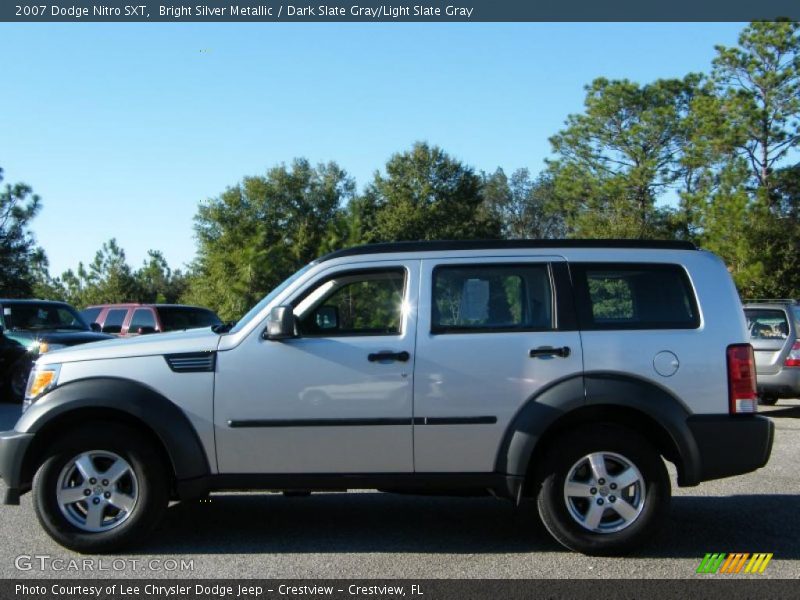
{"left": 17, "top": 377, "right": 210, "bottom": 483}
{"left": 495, "top": 372, "right": 703, "bottom": 487}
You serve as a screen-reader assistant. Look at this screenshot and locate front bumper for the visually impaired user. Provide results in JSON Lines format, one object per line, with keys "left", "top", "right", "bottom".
{"left": 0, "top": 430, "right": 34, "bottom": 505}
{"left": 687, "top": 415, "right": 774, "bottom": 482}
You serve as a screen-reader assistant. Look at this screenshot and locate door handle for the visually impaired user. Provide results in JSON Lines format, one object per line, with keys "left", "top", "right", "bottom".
{"left": 529, "top": 346, "right": 571, "bottom": 358}
{"left": 368, "top": 351, "right": 410, "bottom": 363}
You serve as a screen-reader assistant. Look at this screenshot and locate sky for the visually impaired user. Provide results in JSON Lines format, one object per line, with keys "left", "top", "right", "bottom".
{"left": 0, "top": 22, "right": 745, "bottom": 276}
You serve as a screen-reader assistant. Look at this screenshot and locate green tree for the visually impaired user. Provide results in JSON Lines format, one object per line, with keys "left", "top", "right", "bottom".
{"left": 711, "top": 20, "right": 800, "bottom": 200}
{"left": 0, "top": 167, "right": 45, "bottom": 297}
{"left": 354, "top": 143, "right": 500, "bottom": 242}
{"left": 482, "top": 168, "right": 566, "bottom": 239}
{"left": 60, "top": 239, "right": 139, "bottom": 306}
{"left": 186, "top": 159, "right": 353, "bottom": 320}
{"left": 136, "top": 250, "right": 186, "bottom": 304}
{"left": 548, "top": 76, "right": 703, "bottom": 238}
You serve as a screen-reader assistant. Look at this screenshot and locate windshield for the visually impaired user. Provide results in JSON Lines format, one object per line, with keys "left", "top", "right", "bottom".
{"left": 229, "top": 262, "right": 316, "bottom": 334}
{"left": 1, "top": 303, "right": 89, "bottom": 332}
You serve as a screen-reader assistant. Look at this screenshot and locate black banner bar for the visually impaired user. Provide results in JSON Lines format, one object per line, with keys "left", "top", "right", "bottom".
{"left": 5, "top": 579, "right": 800, "bottom": 600}
{"left": 3, "top": 0, "right": 800, "bottom": 22}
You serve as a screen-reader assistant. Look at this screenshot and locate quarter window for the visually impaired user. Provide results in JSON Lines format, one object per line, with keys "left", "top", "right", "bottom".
{"left": 296, "top": 269, "right": 406, "bottom": 336}
{"left": 572, "top": 263, "right": 699, "bottom": 330}
{"left": 432, "top": 264, "right": 553, "bottom": 333}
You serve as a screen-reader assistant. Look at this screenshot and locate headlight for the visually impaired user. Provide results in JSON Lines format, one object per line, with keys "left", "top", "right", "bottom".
{"left": 38, "top": 341, "right": 67, "bottom": 354}
{"left": 23, "top": 364, "right": 61, "bottom": 412}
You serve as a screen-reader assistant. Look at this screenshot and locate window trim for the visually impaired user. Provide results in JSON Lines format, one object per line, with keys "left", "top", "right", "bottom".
{"left": 291, "top": 266, "right": 408, "bottom": 338}
{"left": 430, "top": 262, "right": 557, "bottom": 335}
{"left": 571, "top": 262, "right": 701, "bottom": 331}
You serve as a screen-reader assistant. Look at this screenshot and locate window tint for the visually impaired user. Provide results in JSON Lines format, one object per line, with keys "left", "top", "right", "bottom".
{"left": 572, "top": 263, "right": 699, "bottom": 330}
{"left": 102, "top": 309, "right": 128, "bottom": 334}
{"left": 129, "top": 308, "right": 157, "bottom": 332}
{"left": 432, "top": 264, "right": 553, "bottom": 333}
{"left": 157, "top": 307, "right": 222, "bottom": 332}
{"left": 1, "top": 303, "right": 87, "bottom": 331}
{"left": 297, "top": 269, "right": 405, "bottom": 336}
{"left": 81, "top": 307, "right": 102, "bottom": 325}
{"left": 745, "top": 309, "right": 789, "bottom": 340}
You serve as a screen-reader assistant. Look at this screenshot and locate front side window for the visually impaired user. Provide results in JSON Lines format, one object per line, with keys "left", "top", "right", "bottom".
{"left": 572, "top": 263, "right": 699, "bottom": 330}
{"left": 296, "top": 269, "right": 406, "bottom": 336}
{"left": 101, "top": 309, "right": 128, "bottom": 334}
{"left": 1, "top": 303, "right": 87, "bottom": 331}
{"left": 432, "top": 264, "right": 553, "bottom": 333}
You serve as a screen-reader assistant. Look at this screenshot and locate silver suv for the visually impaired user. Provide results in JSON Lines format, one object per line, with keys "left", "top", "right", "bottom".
{"left": 0, "top": 240, "right": 774, "bottom": 555}
{"left": 744, "top": 299, "right": 800, "bottom": 406}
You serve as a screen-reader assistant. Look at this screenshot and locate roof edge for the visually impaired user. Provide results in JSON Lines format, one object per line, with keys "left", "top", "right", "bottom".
{"left": 318, "top": 239, "right": 698, "bottom": 262}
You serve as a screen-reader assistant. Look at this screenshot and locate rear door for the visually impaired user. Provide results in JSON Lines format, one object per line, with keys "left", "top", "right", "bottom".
{"left": 745, "top": 307, "right": 792, "bottom": 375}
{"left": 413, "top": 256, "right": 583, "bottom": 472}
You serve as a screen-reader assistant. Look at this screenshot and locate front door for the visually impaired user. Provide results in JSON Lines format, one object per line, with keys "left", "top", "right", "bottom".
{"left": 214, "top": 260, "right": 419, "bottom": 473}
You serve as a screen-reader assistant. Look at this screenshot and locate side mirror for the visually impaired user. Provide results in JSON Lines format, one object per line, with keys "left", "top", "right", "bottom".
{"left": 264, "top": 305, "right": 296, "bottom": 340}
{"left": 90, "top": 322, "right": 101, "bottom": 332}
{"left": 137, "top": 326, "right": 156, "bottom": 335}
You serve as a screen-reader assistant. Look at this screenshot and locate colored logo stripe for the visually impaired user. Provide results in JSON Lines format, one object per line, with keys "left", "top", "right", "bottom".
{"left": 697, "top": 553, "right": 773, "bottom": 574}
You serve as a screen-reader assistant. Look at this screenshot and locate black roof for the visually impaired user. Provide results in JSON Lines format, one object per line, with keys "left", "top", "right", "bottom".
{"left": 319, "top": 239, "right": 697, "bottom": 262}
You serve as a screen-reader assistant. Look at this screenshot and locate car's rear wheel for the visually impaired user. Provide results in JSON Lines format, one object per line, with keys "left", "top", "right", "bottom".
{"left": 32, "top": 423, "right": 168, "bottom": 553}
{"left": 536, "top": 423, "right": 670, "bottom": 556}
{"left": 758, "top": 395, "right": 778, "bottom": 406}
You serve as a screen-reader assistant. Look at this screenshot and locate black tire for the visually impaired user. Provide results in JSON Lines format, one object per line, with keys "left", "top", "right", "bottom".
{"left": 536, "top": 423, "right": 670, "bottom": 556}
{"left": 32, "top": 422, "right": 169, "bottom": 553}
{"left": 5, "top": 358, "right": 32, "bottom": 403}
{"left": 758, "top": 395, "right": 779, "bottom": 406}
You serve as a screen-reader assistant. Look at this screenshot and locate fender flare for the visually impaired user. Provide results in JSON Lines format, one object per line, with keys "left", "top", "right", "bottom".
{"left": 495, "top": 372, "right": 702, "bottom": 486}
{"left": 16, "top": 377, "right": 210, "bottom": 482}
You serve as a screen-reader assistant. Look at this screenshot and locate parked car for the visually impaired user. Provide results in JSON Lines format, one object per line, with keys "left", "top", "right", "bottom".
{"left": 743, "top": 299, "right": 800, "bottom": 406}
{"left": 0, "top": 240, "right": 773, "bottom": 555}
{"left": 0, "top": 299, "right": 113, "bottom": 403}
{"left": 80, "top": 303, "right": 222, "bottom": 336}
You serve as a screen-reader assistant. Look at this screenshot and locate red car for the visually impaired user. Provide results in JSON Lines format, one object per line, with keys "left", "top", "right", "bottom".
{"left": 79, "top": 303, "right": 222, "bottom": 336}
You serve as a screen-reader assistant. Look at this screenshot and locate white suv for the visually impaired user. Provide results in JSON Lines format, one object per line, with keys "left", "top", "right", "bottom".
{"left": 0, "top": 240, "right": 774, "bottom": 555}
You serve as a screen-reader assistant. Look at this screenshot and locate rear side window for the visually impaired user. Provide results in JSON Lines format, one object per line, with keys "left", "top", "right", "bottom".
{"left": 572, "top": 263, "right": 699, "bottom": 330}
{"left": 745, "top": 309, "right": 789, "bottom": 340}
{"left": 129, "top": 308, "right": 157, "bottom": 332}
{"left": 432, "top": 264, "right": 553, "bottom": 333}
{"left": 157, "top": 307, "right": 221, "bottom": 332}
{"left": 101, "top": 309, "right": 128, "bottom": 334}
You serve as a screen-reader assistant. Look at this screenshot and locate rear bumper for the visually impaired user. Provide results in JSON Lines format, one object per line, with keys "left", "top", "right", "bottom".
{"left": 0, "top": 430, "right": 34, "bottom": 505}
{"left": 687, "top": 415, "right": 774, "bottom": 482}
{"left": 756, "top": 368, "right": 800, "bottom": 398}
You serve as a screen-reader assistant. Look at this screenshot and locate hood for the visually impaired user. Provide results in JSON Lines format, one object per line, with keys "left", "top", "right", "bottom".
{"left": 36, "top": 327, "right": 222, "bottom": 365}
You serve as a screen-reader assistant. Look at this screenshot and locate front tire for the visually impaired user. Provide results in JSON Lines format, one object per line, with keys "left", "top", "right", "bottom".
{"left": 536, "top": 423, "right": 670, "bottom": 556}
{"left": 32, "top": 423, "right": 169, "bottom": 553}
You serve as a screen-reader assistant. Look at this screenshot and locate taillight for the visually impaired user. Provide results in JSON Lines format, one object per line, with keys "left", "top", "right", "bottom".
{"left": 727, "top": 344, "right": 758, "bottom": 414}
{"left": 785, "top": 341, "right": 800, "bottom": 367}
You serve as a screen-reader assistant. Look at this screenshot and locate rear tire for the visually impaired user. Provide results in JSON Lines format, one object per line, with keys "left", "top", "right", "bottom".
{"left": 536, "top": 423, "right": 670, "bottom": 556}
{"left": 758, "top": 395, "right": 778, "bottom": 406}
{"left": 32, "top": 422, "right": 169, "bottom": 553}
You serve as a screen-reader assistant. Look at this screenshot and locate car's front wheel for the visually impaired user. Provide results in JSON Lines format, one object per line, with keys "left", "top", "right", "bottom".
{"left": 32, "top": 423, "right": 169, "bottom": 553}
{"left": 536, "top": 423, "right": 670, "bottom": 556}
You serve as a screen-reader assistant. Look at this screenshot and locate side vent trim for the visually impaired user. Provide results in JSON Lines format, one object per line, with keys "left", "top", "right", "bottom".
{"left": 164, "top": 352, "right": 216, "bottom": 373}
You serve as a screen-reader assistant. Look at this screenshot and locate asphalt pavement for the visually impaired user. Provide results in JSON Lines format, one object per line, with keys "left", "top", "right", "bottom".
{"left": 0, "top": 400, "right": 797, "bottom": 579}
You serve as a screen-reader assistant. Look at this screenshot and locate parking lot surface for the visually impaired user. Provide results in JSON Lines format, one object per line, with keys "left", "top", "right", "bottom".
{"left": 0, "top": 401, "right": 797, "bottom": 579}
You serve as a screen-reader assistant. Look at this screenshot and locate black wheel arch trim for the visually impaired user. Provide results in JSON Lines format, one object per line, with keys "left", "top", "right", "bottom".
{"left": 13, "top": 377, "right": 210, "bottom": 492}
{"left": 495, "top": 371, "right": 703, "bottom": 487}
